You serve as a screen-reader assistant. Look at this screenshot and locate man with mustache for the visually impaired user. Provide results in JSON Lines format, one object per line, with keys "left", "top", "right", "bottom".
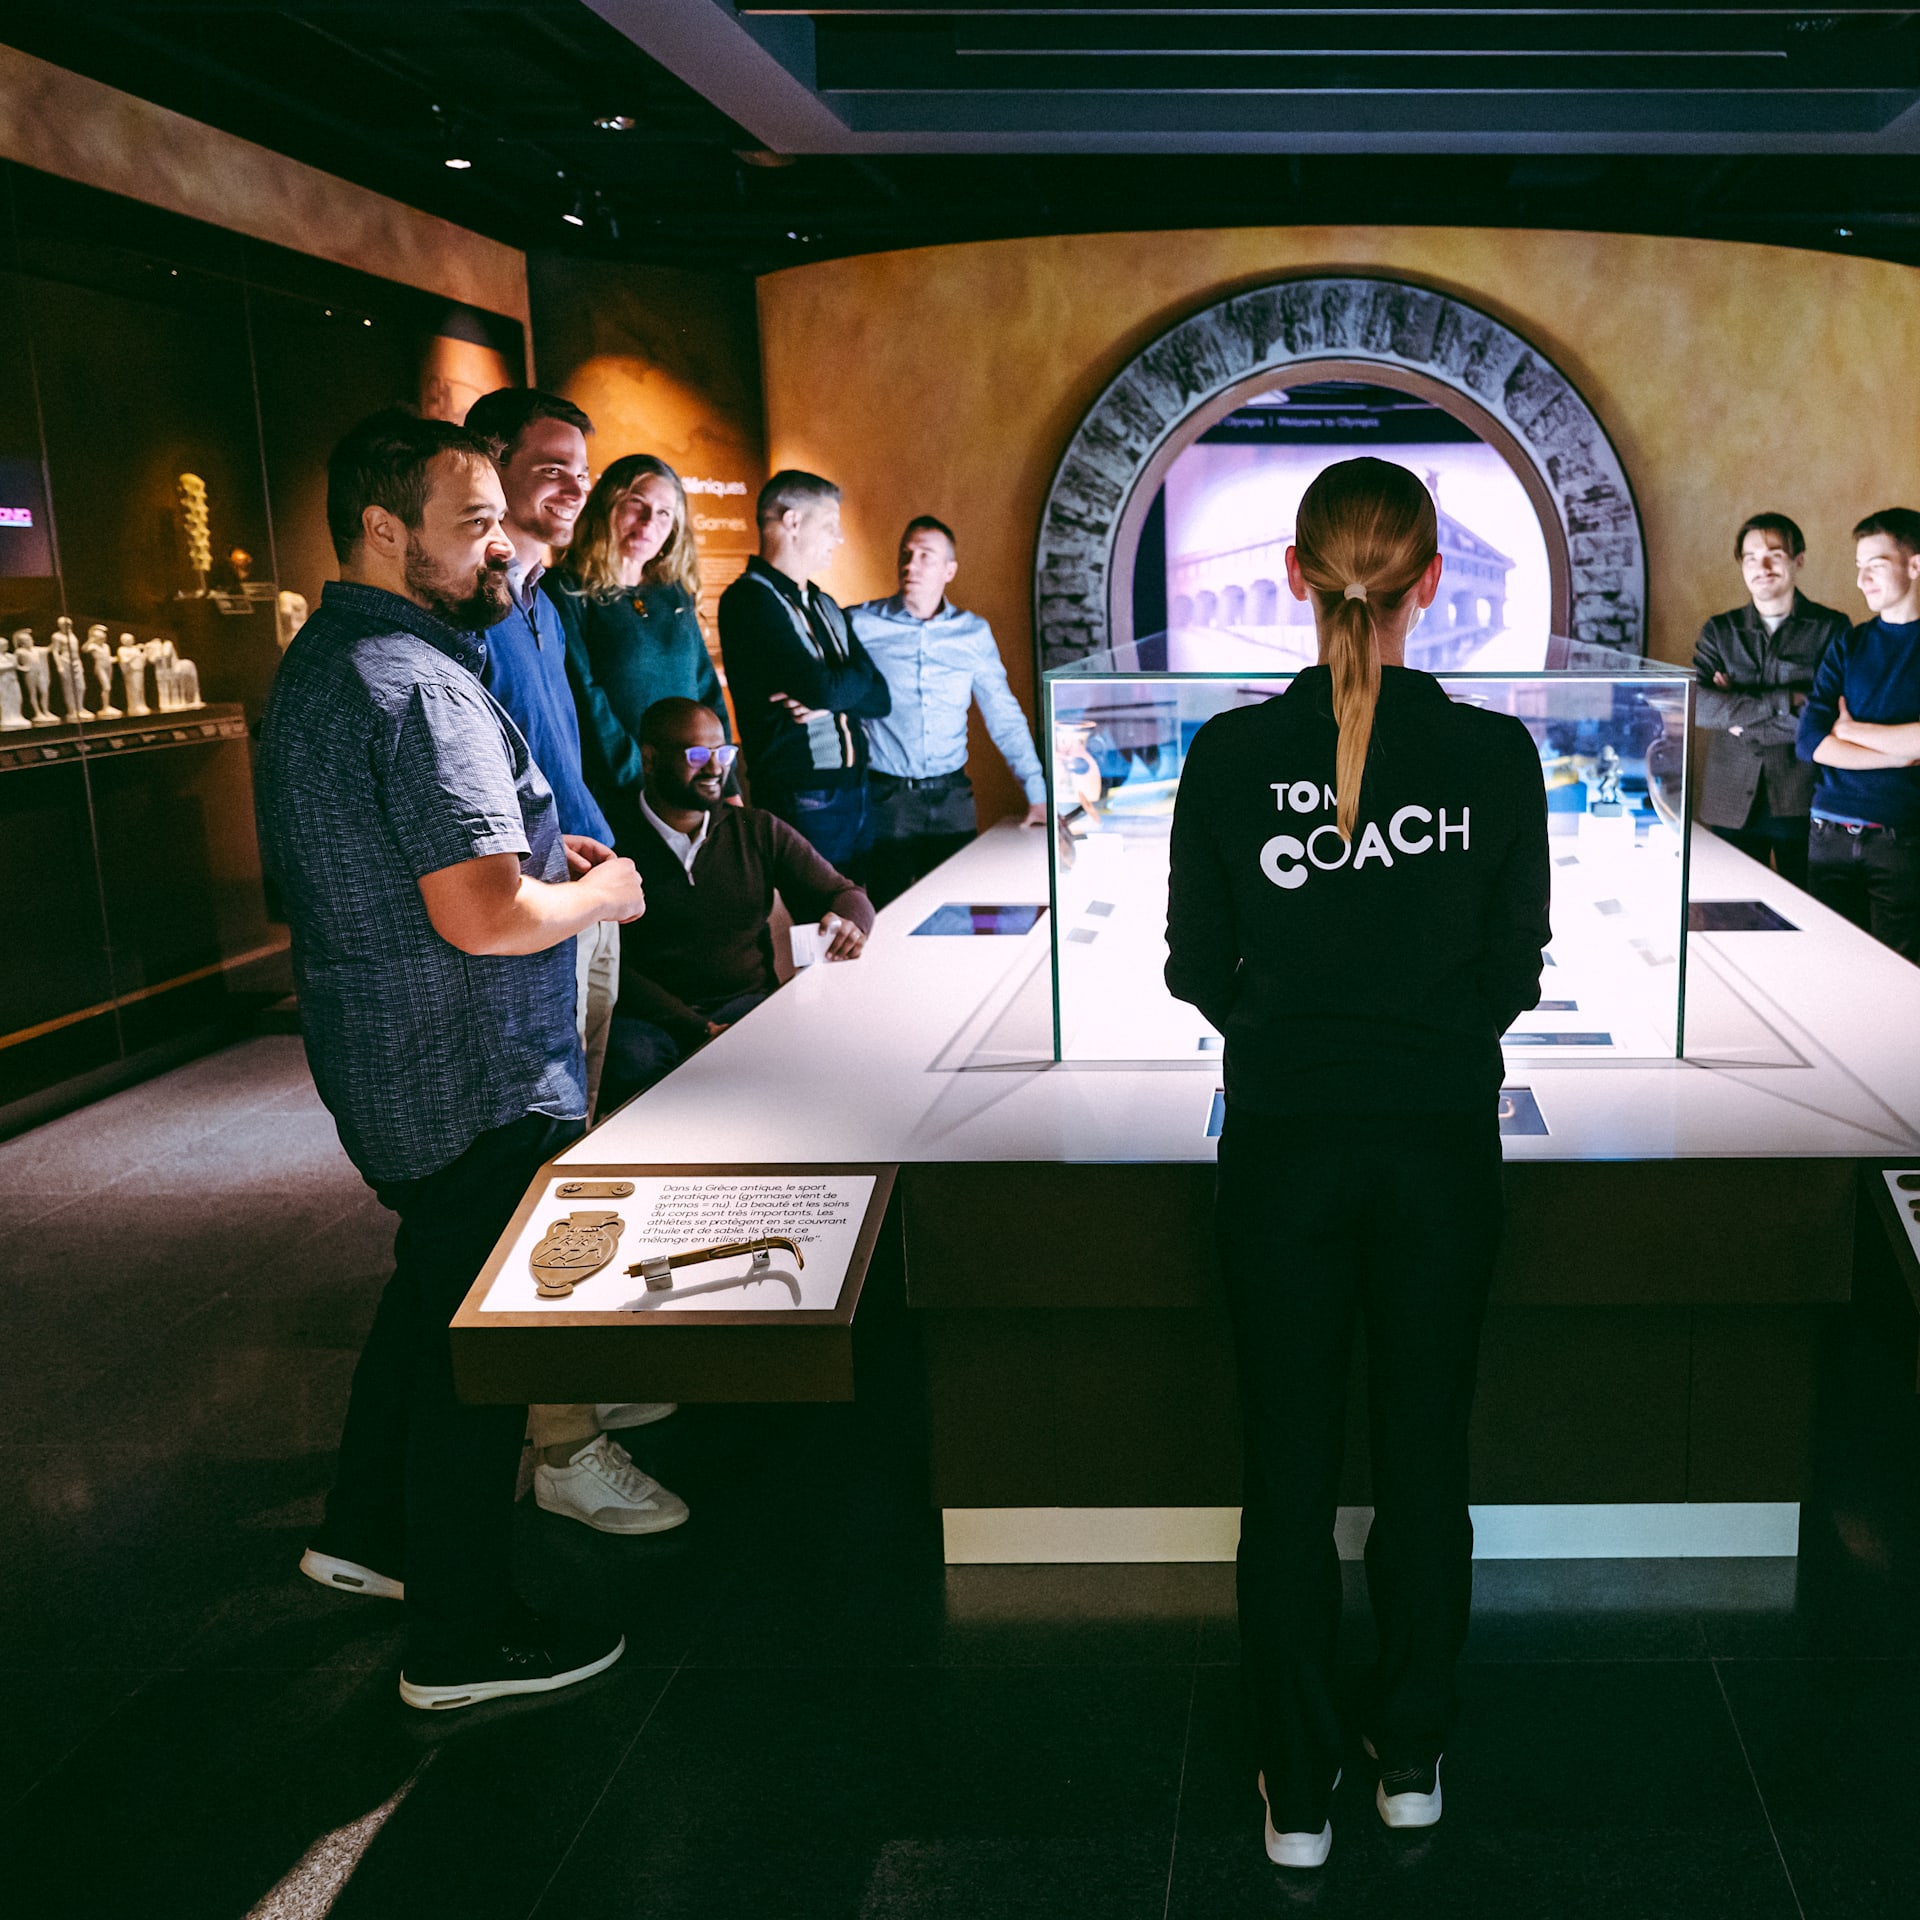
{"left": 601, "top": 697, "right": 874, "bottom": 1105}
{"left": 256, "top": 409, "right": 646, "bottom": 1710}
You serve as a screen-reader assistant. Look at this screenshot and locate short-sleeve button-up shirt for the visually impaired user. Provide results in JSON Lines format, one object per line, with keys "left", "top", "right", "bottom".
{"left": 256, "top": 580, "right": 585, "bottom": 1185}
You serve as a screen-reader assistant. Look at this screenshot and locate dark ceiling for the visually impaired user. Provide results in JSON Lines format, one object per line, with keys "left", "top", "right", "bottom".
{"left": 10, "top": 5, "right": 1920, "bottom": 275}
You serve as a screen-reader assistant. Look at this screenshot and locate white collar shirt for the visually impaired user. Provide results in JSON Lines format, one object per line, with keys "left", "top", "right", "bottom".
{"left": 638, "top": 792, "right": 712, "bottom": 879}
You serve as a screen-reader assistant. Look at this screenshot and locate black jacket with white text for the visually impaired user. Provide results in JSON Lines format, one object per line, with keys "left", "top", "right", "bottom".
{"left": 1165, "top": 665, "right": 1550, "bottom": 1119}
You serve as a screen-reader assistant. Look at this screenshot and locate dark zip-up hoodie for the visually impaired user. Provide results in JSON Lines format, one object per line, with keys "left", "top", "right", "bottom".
{"left": 1165, "top": 665, "right": 1550, "bottom": 1118}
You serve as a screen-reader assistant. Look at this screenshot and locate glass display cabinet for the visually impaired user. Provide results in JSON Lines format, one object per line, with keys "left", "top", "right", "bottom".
{"left": 1043, "top": 652, "right": 1693, "bottom": 1064}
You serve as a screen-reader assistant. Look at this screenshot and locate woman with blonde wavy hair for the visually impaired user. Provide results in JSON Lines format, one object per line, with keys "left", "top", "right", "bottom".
{"left": 554, "top": 453, "right": 731, "bottom": 804}
{"left": 1166, "top": 457, "right": 1550, "bottom": 1871}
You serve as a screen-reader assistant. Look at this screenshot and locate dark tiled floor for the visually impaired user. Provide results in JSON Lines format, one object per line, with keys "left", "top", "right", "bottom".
{"left": 3, "top": 1037, "right": 1919, "bottom": 1917}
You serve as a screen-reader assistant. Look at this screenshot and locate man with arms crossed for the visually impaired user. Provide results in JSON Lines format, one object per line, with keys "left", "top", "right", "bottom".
{"left": 463, "top": 387, "right": 688, "bottom": 1538}
{"left": 257, "top": 410, "right": 645, "bottom": 1709}
{"left": 851, "top": 515, "right": 1049, "bottom": 906}
{"left": 1796, "top": 507, "right": 1920, "bottom": 961}
{"left": 719, "top": 470, "right": 891, "bottom": 868}
{"left": 1693, "top": 513, "right": 1848, "bottom": 887}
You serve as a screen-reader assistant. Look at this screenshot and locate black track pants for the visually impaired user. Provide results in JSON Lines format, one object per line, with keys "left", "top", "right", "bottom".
{"left": 1215, "top": 1104, "right": 1503, "bottom": 1832}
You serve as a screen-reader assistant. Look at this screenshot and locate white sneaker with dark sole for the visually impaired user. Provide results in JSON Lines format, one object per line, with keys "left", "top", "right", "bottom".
{"left": 399, "top": 1620, "right": 625, "bottom": 1712}
{"left": 1258, "top": 1769, "right": 1339, "bottom": 1869}
{"left": 300, "top": 1548, "right": 404, "bottom": 1601}
{"left": 595, "top": 1402, "right": 676, "bottom": 1429}
{"left": 1364, "top": 1739, "right": 1444, "bottom": 1829}
{"left": 535, "top": 1433, "right": 690, "bottom": 1535}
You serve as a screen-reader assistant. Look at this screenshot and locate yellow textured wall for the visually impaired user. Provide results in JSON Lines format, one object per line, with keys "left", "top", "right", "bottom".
{"left": 758, "top": 226, "right": 1920, "bottom": 823}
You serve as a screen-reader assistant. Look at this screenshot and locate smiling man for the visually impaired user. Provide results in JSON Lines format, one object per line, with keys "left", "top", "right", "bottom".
{"left": 601, "top": 696, "right": 874, "bottom": 1106}
{"left": 463, "top": 387, "right": 620, "bottom": 1107}
{"left": 1796, "top": 507, "right": 1920, "bottom": 961}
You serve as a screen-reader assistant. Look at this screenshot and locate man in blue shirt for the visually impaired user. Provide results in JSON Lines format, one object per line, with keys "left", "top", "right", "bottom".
{"left": 850, "top": 516, "right": 1049, "bottom": 905}
{"left": 1796, "top": 506, "right": 1920, "bottom": 962}
{"left": 257, "top": 409, "right": 645, "bottom": 1708}
{"left": 464, "top": 387, "right": 691, "bottom": 1541}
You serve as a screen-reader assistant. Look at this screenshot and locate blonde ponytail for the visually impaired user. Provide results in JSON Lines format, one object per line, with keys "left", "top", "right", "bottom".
{"left": 1323, "top": 596, "right": 1381, "bottom": 842}
{"left": 1291, "top": 459, "right": 1439, "bottom": 840}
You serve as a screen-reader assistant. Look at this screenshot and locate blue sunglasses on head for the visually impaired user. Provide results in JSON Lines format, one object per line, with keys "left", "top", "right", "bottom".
{"left": 684, "top": 744, "right": 739, "bottom": 770}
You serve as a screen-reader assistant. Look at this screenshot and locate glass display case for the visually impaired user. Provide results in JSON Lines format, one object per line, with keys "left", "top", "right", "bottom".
{"left": 1044, "top": 652, "right": 1693, "bottom": 1064}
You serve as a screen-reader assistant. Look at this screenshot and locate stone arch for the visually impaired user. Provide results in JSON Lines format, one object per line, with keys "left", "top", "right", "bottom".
{"left": 1033, "top": 273, "right": 1645, "bottom": 674}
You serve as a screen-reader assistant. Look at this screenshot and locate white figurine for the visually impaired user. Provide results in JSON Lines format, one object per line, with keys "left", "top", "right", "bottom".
{"left": 50, "top": 616, "right": 92, "bottom": 722}
{"left": 275, "top": 588, "right": 309, "bottom": 651}
{"left": 116, "top": 633, "right": 149, "bottom": 716}
{"left": 0, "top": 632, "right": 28, "bottom": 730}
{"left": 14, "top": 628, "right": 57, "bottom": 725}
{"left": 83, "top": 624, "right": 121, "bottom": 717}
{"left": 145, "top": 636, "right": 176, "bottom": 711}
{"left": 144, "top": 636, "right": 199, "bottom": 712}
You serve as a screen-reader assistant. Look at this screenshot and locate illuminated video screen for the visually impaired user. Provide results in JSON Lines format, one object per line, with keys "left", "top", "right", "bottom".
{"left": 1135, "top": 380, "right": 1554, "bottom": 674}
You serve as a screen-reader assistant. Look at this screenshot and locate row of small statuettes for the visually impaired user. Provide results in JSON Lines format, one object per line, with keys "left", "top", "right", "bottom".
{"left": 0, "top": 616, "right": 203, "bottom": 730}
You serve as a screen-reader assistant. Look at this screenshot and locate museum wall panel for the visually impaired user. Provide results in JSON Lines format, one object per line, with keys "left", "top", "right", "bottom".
{"left": 530, "top": 255, "right": 766, "bottom": 653}
{"left": 758, "top": 226, "right": 1920, "bottom": 824}
{"left": 0, "top": 159, "right": 527, "bottom": 1127}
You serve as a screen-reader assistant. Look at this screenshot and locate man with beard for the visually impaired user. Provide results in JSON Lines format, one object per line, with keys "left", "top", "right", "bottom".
{"left": 601, "top": 697, "right": 874, "bottom": 1105}
{"left": 256, "top": 409, "right": 646, "bottom": 1710}
{"left": 464, "top": 387, "right": 691, "bottom": 1541}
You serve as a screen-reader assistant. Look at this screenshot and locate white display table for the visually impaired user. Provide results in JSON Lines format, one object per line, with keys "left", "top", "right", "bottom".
{"left": 457, "top": 822, "right": 1920, "bottom": 1565}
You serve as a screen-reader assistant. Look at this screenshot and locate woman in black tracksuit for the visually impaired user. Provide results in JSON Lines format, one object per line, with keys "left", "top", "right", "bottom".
{"left": 1165, "top": 458, "right": 1550, "bottom": 1869}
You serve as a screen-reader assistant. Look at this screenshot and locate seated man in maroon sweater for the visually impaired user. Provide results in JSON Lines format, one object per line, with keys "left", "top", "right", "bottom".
{"left": 600, "top": 697, "right": 873, "bottom": 1107}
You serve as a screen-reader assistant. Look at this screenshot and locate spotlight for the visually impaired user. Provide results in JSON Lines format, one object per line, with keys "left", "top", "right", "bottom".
{"left": 1836, "top": 226, "right": 1854, "bottom": 238}
{"left": 444, "top": 156, "right": 473, "bottom": 171}
{"left": 594, "top": 113, "right": 635, "bottom": 132}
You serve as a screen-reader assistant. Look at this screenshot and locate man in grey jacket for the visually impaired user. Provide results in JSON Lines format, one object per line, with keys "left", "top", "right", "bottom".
{"left": 1693, "top": 513, "right": 1849, "bottom": 888}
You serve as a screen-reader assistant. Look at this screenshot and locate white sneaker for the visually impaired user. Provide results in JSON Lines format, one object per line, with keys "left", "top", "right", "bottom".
{"left": 1364, "top": 1739, "right": 1444, "bottom": 1829}
{"left": 594, "top": 1402, "right": 676, "bottom": 1430}
{"left": 300, "top": 1547, "right": 403, "bottom": 1601}
{"left": 1258, "top": 1768, "right": 1338, "bottom": 1869}
{"left": 534, "top": 1434, "right": 690, "bottom": 1536}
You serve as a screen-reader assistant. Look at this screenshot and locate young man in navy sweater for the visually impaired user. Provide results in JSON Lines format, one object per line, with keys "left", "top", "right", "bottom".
{"left": 1796, "top": 507, "right": 1920, "bottom": 962}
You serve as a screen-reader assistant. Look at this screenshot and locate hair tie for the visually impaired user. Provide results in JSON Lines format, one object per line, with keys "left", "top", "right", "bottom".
{"left": 1343, "top": 582, "right": 1369, "bottom": 603}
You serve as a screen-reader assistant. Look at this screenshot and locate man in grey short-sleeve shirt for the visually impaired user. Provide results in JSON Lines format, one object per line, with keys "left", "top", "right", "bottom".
{"left": 256, "top": 409, "right": 645, "bottom": 1711}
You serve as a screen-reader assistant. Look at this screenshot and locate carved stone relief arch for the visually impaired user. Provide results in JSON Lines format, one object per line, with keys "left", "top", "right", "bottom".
{"left": 1034, "top": 274, "right": 1646, "bottom": 675}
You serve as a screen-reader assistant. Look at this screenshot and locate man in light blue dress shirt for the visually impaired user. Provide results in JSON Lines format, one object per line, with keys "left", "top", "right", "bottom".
{"left": 850, "top": 515, "right": 1049, "bottom": 904}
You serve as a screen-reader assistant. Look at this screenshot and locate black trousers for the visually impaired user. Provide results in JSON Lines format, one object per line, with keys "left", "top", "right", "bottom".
{"left": 1711, "top": 820, "right": 1809, "bottom": 891}
{"left": 862, "top": 770, "right": 977, "bottom": 907}
{"left": 1808, "top": 820, "right": 1920, "bottom": 962}
{"left": 1215, "top": 1104, "right": 1503, "bottom": 1831}
{"left": 317, "top": 1111, "right": 583, "bottom": 1642}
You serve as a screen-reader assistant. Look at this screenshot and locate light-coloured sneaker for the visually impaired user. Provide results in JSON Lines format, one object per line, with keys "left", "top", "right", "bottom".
{"left": 1377, "top": 1757, "right": 1442, "bottom": 1829}
{"left": 300, "top": 1547, "right": 404, "bottom": 1601}
{"left": 534, "top": 1433, "right": 690, "bottom": 1536}
{"left": 595, "top": 1402, "right": 676, "bottom": 1430}
{"left": 1258, "top": 1769, "right": 1338, "bottom": 1869}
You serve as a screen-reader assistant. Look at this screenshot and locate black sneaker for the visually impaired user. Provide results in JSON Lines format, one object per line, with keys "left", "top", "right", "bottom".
{"left": 399, "top": 1613, "right": 625, "bottom": 1712}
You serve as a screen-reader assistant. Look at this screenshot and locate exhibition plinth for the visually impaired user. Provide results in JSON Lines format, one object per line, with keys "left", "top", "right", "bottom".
{"left": 457, "top": 825, "right": 1920, "bottom": 1564}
